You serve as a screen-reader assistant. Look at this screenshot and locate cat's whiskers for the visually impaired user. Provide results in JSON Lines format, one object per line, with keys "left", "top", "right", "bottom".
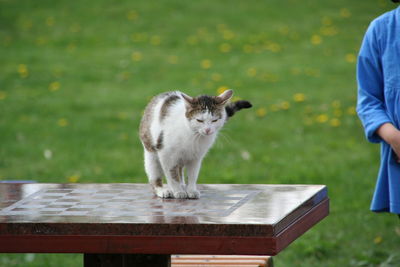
{"left": 192, "top": 132, "right": 202, "bottom": 154}
{"left": 218, "top": 128, "right": 234, "bottom": 146}
{"left": 218, "top": 132, "right": 231, "bottom": 147}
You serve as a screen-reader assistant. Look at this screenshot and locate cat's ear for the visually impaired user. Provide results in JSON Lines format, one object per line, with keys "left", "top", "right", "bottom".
{"left": 216, "top": 89, "right": 233, "bottom": 105}
{"left": 181, "top": 93, "right": 194, "bottom": 108}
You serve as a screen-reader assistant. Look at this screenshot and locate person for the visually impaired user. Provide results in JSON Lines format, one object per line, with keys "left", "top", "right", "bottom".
{"left": 356, "top": 1, "right": 400, "bottom": 217}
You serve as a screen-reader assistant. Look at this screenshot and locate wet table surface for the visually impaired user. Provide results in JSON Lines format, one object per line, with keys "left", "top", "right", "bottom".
{"left": 0, "top": 183, "right": 329, "bottom": 256}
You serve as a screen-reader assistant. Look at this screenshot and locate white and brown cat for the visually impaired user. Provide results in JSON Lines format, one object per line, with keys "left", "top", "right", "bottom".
{"left": 139, "top": 90, "right": 251, "bottom": 199}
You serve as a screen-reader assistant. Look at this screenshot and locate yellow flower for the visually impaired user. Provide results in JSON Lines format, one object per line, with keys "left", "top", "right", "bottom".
{"left": 22, "top": 20, "right": 33, "bottom": 30}
{"left": 205, "top": 81, "right": 213, "bottom": 89}
{"left": 46, "top": 17, "right": 55, "bottom": 27}
{"left": 18, "top": 64, "right": 29, "bottom": 78}
{"left": 311, "top": 34, "right": 322, "bottom": 45}
{"left": 201, "top": 59, "right": 212, "bottom": 69}
{"left": 320, "top": 26, "right": 338, "bottom": 36}
{"left": 345, "top": 53, "right": 356, "bottom": 63}
{"left": 278, "top": 26, "right": 289, "bottom": 35}
{"left": 67, "top": 43, "right": 76, "bottom": 52}
{"left": 270, "top": 104, "right": 279, "bottom": 112}
{"left": 217, "top": 86, "right": 228, "bottom": 95}
{"left": 150, "top": 35, "right": 161, "bottom": 46}
{"left": 222, "top": 30, "right": 235, "bottom": 40}
{"left": 49, "top": 81, "right": 61, "bottom": 91}
{"left": 331, "top": 100, "right": 341, "bottom": 109}
{"left": 280, "top": 101, "right": 290, "bottom": 110}
{"left": 373, "top": 235, "right": 382, "bottom": 244}
{"left": 211, "top": 73, "right": 222, "bottom": 82}
{"left": 118, "top": 71, "right": 130, "bottom": 81}
{"left": 304, "top": 105, "right": 313, "bottom": 114}
{"left": 243, "top": 44, "right": 253, "bottom": 53}
{"left": 316, "top": 114, "right": 328, "bottom": 123}
{"left": 119, "top": 133, "right": 128, "bottom": 140}
{"left": 305, "top": 68, "right": 320, "bottom": 77}
{"left": 291, "top": 67, "right": 301, "bottom": 75}
{"left": 219, "top": 43, "right": 231, "bottom": 53}
{"left": 69, "top": 23, "right": 81, "bottom": 33}
{"left": 256, "top": 107, "right": 267, "bottom": 117}
{"left": 57, "top": 118, "right": 68, "bottom": 127}
{"left": 186, "top": 35, "right": 198, "bottom": 45}
{"left": 131, "top": 51, "right": 142, "bottom": 62}
{"left": 127, "top": 10, "right": 138, "bottom": 21}
{"left": 117, "top": 112, "right": 128, "bottom": 120}
{"left": 217, "top": 24, "right": 227, "bottom": 32}
{"left": 333, "top": 109, "right": 343, "bottom": 117}
{"left": 35, "top": 37, "right": 47, "bottom": 46}
{"left": 293, "top": 93, "right": 306, "bottom": 102}
{"left": 167, "top": 55, "right": 178, "bottom": 64}
{"left": 246, "top": 67, "right": 257, "bottom": 77}
{"left": 304, "top": 117, "right": 313, "bottom": 125}
{"left": 347, "top": 106, "right": 356, "bottom": 115}
{"left": 321, "top": 17, "right": 333, "bottom": 26}
{"left": 265, "top": 42, "right": 281, "bottom": 53}
{"left": 340, "top": 8, "right": 351, "bottom": 18}
{"left": 3, "top": 36, "right": 12, "bottom": 46}
{"left": 0, "top": 91, "right": 7, "bottom": 100}
{"left": 131, "top": 33, "right": 147, "bottom": 42}
{"left": 330, "top": 118, "right": 341, "bottom": 127}
{"left": 68, "top": 174, "right": 80, "bottom": 183}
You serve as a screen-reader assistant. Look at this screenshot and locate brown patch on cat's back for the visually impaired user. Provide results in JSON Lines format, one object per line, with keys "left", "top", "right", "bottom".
{"left": 139, "top": 95, "right": 161, "bottom": 152}
{"left": 160, "top": 94, "right": 180, "bottom": 122}
{"left": 155, "top": 131, "right": 164, "bottom": 150}
{"left": 186, "top": 95, "right": 223, "bottom": 119}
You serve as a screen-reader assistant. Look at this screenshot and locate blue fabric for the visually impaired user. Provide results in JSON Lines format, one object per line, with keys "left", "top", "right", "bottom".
{"left": 357, "top": 7, "right": 400, "bottom": 214}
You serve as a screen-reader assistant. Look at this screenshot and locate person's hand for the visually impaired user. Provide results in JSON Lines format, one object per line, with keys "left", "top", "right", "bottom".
{"left": 389, "top": 134, "right": 400, "bottom": 162}
{"left": 377, "top": 123, "right": 400, "bottom": 162}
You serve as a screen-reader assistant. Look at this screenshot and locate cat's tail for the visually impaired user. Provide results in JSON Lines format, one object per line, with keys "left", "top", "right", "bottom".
{"left": 225, "top": 100, "right": 252, "bottom": 118}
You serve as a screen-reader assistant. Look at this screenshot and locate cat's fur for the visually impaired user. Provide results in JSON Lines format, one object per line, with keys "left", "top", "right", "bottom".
{"left": 139, "top": 90, "right": 251, "bottom": 199}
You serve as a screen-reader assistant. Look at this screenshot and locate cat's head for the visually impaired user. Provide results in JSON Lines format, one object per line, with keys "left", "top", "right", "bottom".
{"left": 181, "top": 90, "right": 233, "bottom": 136}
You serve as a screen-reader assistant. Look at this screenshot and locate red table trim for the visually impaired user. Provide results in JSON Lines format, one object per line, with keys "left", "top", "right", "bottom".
{"left": 0, "top": 199, "right": 328, "bottom": 255}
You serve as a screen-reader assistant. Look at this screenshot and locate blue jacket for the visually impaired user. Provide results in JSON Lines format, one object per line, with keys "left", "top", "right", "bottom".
{"left": 357, "top": 7, "right": 400, "bottom": 214}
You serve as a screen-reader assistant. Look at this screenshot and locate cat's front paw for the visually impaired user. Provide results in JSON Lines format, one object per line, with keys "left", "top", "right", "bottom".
{"left": 173, "top": 191, "right": 188, "bottom": 199}
{"left": 187, "top": 190, "right": 200, "bottom": 199}
{"left": 155, "top": 188, "right": 174, "bottom": 198}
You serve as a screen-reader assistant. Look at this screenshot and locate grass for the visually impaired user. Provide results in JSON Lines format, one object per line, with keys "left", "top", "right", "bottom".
{"left": 1, "top": 0, "right": 400, "bottom": 266}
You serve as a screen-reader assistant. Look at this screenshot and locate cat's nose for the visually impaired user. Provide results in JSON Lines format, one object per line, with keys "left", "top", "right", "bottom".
{"left": 205, "top": 128, "right": 212, "bottom": 134}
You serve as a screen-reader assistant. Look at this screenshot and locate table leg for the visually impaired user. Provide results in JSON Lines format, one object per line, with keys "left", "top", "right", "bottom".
{"left": 83, "top": 254, "right": 171, "bottom": 267}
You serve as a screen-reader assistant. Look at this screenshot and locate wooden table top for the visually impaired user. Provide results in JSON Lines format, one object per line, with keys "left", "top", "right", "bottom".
{"left": 0, "top": 183, "right": 329, "bottom": 255}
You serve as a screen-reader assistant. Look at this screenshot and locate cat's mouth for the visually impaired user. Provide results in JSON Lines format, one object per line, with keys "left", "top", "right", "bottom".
{"left": 199, "top": 130, "right": 214, "bottom": 136}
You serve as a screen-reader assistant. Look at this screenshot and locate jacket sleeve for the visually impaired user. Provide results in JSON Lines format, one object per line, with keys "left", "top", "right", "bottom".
{"left": 356, "top": 20, "right": 391, "bottom": 143}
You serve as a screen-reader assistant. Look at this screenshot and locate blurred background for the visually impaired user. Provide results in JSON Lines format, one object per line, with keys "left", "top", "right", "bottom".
{"left": 1, "top": 0, "right": 399, "bottom": 266}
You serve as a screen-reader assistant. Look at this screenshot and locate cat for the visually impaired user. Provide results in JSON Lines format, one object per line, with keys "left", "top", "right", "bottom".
{"left": 139, "top": 89, "right": 252, "bottom": 199}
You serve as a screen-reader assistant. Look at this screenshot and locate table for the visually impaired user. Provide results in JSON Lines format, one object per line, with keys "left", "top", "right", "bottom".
{"left": 0, "top": 183, "right": 329, "bottom": 266}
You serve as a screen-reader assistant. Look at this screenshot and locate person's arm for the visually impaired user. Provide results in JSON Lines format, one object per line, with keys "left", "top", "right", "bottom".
{"left": 356, "top": 20, "right": 391, "bottom": 143}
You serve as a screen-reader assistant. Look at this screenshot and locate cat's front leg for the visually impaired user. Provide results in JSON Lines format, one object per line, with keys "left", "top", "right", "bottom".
{"left": 168, "top": 164, "right": 187, "bottom": 198}
{"left": 160, "top": 159, "right": 187, "bottom": 199}
{"left": 186, "top": 159, "right": 202, "bottom": 199}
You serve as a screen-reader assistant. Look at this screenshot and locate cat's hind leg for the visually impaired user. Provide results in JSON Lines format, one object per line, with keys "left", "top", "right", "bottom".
{"left": 144, "top": 150, "right": 173, "bottom": 198}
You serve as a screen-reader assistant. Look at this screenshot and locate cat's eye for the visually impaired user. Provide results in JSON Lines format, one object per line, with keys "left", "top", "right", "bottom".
{"left": 212, "top": 119, "right": 218, "bottom": 122}
{"left": 196, "top": 119, "right": 204, "bottom": 123}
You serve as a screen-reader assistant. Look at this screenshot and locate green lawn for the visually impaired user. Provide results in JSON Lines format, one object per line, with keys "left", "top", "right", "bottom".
{"left": 1, "top": 0, "right": 399, "bottom": 266}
